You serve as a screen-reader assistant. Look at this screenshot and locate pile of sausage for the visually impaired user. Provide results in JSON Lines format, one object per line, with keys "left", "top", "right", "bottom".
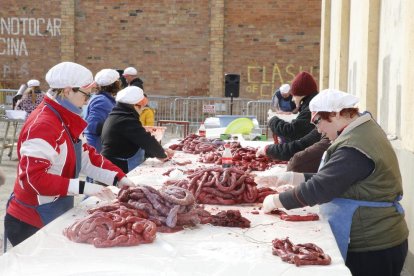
{"left": 166, "top": 166, "right": 277, "bottom": 204}
{"left": 169, "top": 134, "right": 220, "bottom": 154}
{"left": 63, "top": 203, "right": 156, "bottom": 248}
{"left": 272, "top": 237, "right": 331, "bottom": 266}
{"left": 199, "top": 144, "right": 287, "bottom": 171}
{"left": 198, "top": 209, "right": 251, "bottom": 228}
{"left": 117, "top": 185, "right": 200, "bottom": 231}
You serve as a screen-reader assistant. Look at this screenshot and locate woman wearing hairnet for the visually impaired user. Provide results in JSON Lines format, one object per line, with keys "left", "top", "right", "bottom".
{"left": 15, "top": 79, "right": 44, "bottom": 115}
{"left": 84, "top": 69, "right": 121, "bottom": 152}
{"left": 101, "top": 86, "right": 174, "bottom": 173}
{"left": 4, "top": 62, "right": 136, "bottom": 246}
{"left": 255, "top": 89, "right": 408, "bottom": 276}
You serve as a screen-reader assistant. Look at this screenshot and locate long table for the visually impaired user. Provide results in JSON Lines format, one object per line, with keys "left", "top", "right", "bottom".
{"left": 0, "top": 142, "right": 351, "bottom": 276}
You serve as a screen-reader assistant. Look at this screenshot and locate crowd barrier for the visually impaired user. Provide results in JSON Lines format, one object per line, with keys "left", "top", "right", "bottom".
{"left": 0, "top": 89, "right": 273, "bottom": 134}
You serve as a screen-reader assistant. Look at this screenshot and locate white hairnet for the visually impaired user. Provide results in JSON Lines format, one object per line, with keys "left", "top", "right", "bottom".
{"left": 45, "top": 62, "right": 94, "bottom": 89}
{"left": 280, "top": 84, "right": 290, "bottom": 94}
{"left": 95, "top": 69, "right": 119, "bottom": 86}
{"left": 115, "top": 86, "right": 144, "bottom": 104}
{"left": 310, "top": 89, "right": 359, "bottom": 113}
{"left": 123, "top": 67, "right": 137, "bottom": 76}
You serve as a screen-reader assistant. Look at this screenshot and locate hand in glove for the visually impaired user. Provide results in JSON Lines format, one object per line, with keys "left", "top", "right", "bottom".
{"left": 262, "top": 194, "right": 284, "bottom": 213}
{"left": 164, "top": 148, "right": 175, "bottom": 159}
{"left": 256, "top": 145, "right": 269, "bottom": 157}
{"left": 117, "top": 176, "right": 136, "bottom": 188}
{"left": 92, "top": 186, "right": 117, "bottom": 201}
{"left": 68, "top": 180, "right": 116, "bottom": 201}
{"left": 254, "top": 171, "right": 305, "bottom": 188}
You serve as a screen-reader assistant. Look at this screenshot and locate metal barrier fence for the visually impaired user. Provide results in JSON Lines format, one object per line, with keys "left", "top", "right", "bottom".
{"left": 172, "top": 97, "right": 252, "bottom": 133}
{"left": 0, "top": 89, "right": 272, "bottom": 134}
{"left": 0, "top": 89, "right": 18, "bottom": 108}
{"left": 246, "top": 100, "right": 272, "bottom": 129}
{"left": 147, "top": 95, "right": 182, "bottom": 121}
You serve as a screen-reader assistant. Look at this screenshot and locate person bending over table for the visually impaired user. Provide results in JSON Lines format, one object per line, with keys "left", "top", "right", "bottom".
{"left": 101, "top": 86, "right": 174, "bottom": 173}
{"left": 255, "top": 89, "right": 408, "bottom": 276}
{"left": 267, "top": 71, "right": 318, "bottom": 143}
{"left": 4, "top": 62, "right": 136, "bottom": 247}
{"left": 84, "top": 68, "right": 121, "bottom": 153}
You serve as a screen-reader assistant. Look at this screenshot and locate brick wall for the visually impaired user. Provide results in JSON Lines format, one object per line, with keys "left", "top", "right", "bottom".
{"left": 0, "top": 0, "right": 320, "bottom": 99}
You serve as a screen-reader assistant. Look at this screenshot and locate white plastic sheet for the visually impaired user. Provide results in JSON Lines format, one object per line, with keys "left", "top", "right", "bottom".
{"left": 0, "top": 149, "right": 351, "bottom": 276}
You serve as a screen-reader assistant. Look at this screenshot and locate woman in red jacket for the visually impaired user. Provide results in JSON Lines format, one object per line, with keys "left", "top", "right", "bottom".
{"left": 4, "top": 62, "right": 135, "bottom": 246}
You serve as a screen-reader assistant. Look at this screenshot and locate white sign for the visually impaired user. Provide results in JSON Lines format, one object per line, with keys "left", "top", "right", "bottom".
{"left": 203, "top": 104, "right": 216, "bottom": 113}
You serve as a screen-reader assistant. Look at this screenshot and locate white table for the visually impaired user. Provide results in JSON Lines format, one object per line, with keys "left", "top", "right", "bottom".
{"left": 0, "top": 151, "right": 351, "bottom": 276}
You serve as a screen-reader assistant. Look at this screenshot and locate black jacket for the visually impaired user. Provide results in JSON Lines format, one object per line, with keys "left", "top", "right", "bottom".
{"left": 130, "top": 77, "right": 144, "bottom": 90}
{"left": 101, "top": 102, "right": 166, "bottom": 172}
{"left": 266, "top": 128, "right": 321, "bottom": 161}
{"left": 268, "top": 93, "right": 317, "bottom": 142}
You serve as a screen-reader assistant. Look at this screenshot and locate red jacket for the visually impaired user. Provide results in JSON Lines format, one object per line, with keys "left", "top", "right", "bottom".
{"left": 7, "top": 95, "right": 126, "bottom": 228}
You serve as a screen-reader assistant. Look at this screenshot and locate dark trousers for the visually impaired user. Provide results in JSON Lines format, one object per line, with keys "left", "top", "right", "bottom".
{"left": 346, "top": 239, "right": 408, "bottom": 276}
{"left": 4, "top": 213, "right": 40, "bottom": 246}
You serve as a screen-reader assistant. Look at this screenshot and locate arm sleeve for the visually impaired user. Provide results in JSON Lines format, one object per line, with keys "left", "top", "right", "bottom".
{"left": 80, "top": 143, "right": 126, "bottom": 185}
{"left": 266, "top": 129, "right": 321, "bottom": 160}
{"left": 267, "top": 108, "right": 314, "bottom": 141}
{"left": 126, "top": 118, "right": 167, "bottom": 159}
{"left": 279, "top": 147, "right": 375, "bottom": 209}
{"left": 85, "top": 98, "right": 109, "bottom": 136}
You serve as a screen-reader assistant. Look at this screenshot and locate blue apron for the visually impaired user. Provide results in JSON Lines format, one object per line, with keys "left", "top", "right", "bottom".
{"left": 319, "top": 196, "right": 404, "bottom": 260}
{"left": 8, "top": 103, "right": 80, "bottom": 226}
{"left": 115, "top": 148, "right": 145, "bottom": 172}
{"left": 318, "top": 151, "right": 405, "bottom": 260}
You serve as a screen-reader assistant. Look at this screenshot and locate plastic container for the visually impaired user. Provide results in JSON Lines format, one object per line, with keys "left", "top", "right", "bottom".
{"left": 221, "top": 143, "right": 233, "bottom": 168}
{"left": 5, "top": 110, "right": 27, "bottom": 120}
{"left": 143, "top": 126, "right": 167, "bottom": 141}
{"left": 198, "top": 123, "right": 206, "bottom": 137}
{"left": 216, "top": 115, "right": 257, "bottom": 127}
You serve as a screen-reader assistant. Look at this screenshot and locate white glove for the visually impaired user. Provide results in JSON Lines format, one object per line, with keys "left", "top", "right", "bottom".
{"left": 256, "top": 145, "right": 268, "bottom": 157}
{"left": 267, "top": 109, "right": 278, "bottom": 122}
{"left": 84, "top": 185, "right": 116, "bottom": 201}
{"left": 262, "top": 194, "right": 284, "bottom": 213}
{"left": 118, "top": 176, "right": 136, "bottom": 188}
{"left": 68, "top": 179, "right": 116, "bottom": 201}
{"left": 164, "top": 148, "right": 175, "bottom": 159}
{"left": 254, "top": 171, "right": 305, "bottom": 188}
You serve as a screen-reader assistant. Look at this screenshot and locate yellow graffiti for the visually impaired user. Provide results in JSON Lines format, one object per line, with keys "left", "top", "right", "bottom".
{"left": 246, "top": 63, "right": 316, "bottom": 97}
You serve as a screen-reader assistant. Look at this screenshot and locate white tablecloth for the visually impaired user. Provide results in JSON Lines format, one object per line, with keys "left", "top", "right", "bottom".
{"left": 0, "top": 151, "right": 351, "bottom": 276}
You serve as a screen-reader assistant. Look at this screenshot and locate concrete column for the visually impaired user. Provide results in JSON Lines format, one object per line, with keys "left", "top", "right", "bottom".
{"left": 362, "top": 0, "right": 380, "bottom": 118}
{"left": 319, "top": 0, "right": 331, "bottom": 90}
{"left": 61, "top": 0, "right": 75, "bottom": 61}
{"left": 337, "top": 0, "right": 350, "bottom": 91}
{"left": 401, "top": 0, "right": 414, "bottom": 151}
{"left": 209, "top": 0, "right": 225, "bottom": 97}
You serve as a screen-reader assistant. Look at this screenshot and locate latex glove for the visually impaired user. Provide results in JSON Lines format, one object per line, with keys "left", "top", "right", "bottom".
{"left": 164, "top": 148, "right": 175, "bottom": 159}
{"left": 267, "top": 109, "right": 278, "bottom": 122}
{"left": 158, "top": 148, "right": 175, "bottom": 162}
{"left": 91, "top": 186, "right": 117, "bottom": 201}
{"left": 118, "top": 176, "right": 136, "bottom": 188}
{"left": 256, "top": 145, "right": 268, "bottom": 157}
{"left": 262, "top": 194, "right": 284, "bottom": 213}
{"left": 254, "top": 171, "right": 305, "bottom": 188}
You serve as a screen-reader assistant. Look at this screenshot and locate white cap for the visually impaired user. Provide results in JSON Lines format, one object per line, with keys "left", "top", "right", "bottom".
{"left": 280, "top": 84, "right": 290, "bottom": 94}
{"left": 45, "top": 62, "right": 94, "bottom": 89}
{"left": 115, "top": 86, "right": 144, "bottom": 104}
{"left": 27, "top": 79, "right": 40, "bottom": 88}
{"left": 95, "top": 69, "right": 119, "bottom": 86}
{"left": 310, "top": 89, "right": 359, "bottom": 119}
{"left": 123, "top": 67, "right": 137, "bottom": 76}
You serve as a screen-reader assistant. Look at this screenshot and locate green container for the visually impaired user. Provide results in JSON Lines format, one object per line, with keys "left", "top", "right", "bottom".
{"left": 220, "top": 133, "right": 231, "bottom": 140}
